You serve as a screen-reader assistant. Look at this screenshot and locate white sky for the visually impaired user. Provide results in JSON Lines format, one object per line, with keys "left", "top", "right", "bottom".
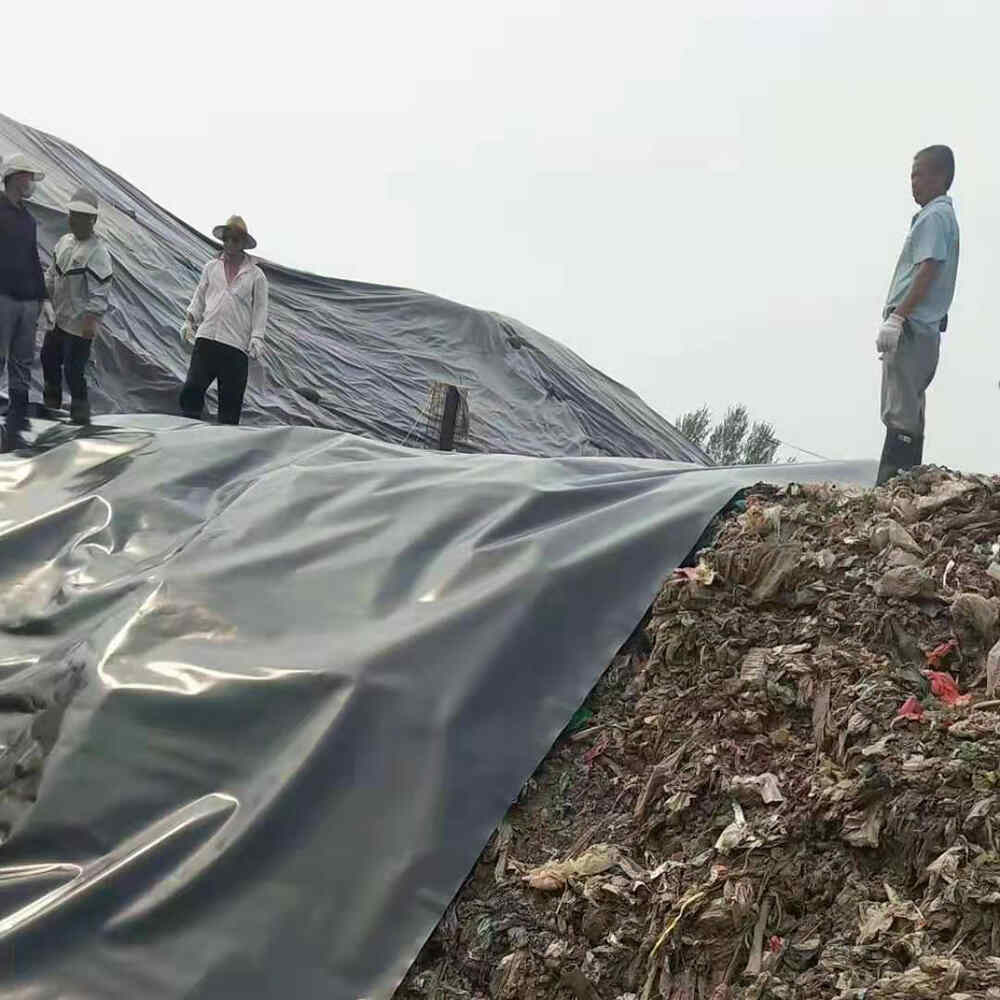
{"left": 7, "top": 0, "right": 998, "bottom": 468}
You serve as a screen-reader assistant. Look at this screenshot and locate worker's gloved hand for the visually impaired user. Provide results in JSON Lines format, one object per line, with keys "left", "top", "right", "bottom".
{"left": 247, "top": 337, "right": 264, "bottom": 361}
{"left": 876, "top": 313, "right": 905, "bottom": 358}
{"left": 80, "top": 314, "right": 99, "bottom": 340}
{"left": 179, "top": 320, "right": 196, "bottom": 344}
{"left": 36, "top": 300, "right": 55, "bottom": 334}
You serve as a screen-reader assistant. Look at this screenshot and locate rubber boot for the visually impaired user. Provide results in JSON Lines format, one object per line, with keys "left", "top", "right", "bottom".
{"left": 0, "top": 426, "right": 24, "bottom": 453}
{"left": 1, "top": 396, "right": 28, "bottom": 453}
{"left": 876, "top": 428, "right": 921, "bottom": 486}
{"left": 43, "top": 384, "right": 62, "bottom": 411}
{"left": 69, "top": 398, "right": 91, "bottom": 425}
{"left": 4, "top": 388, "right": 28, "bottom": 440}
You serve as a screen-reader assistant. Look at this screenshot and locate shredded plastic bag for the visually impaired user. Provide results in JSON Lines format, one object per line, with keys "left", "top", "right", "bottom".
{"left": 896, "top": 696, "right": 925, "bottom": 722}
{"left": 924, "top": 671, "right": 971, "bottom": 707}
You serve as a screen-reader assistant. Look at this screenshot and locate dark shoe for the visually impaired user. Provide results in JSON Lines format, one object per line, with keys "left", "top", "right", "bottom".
{"left": 43, "top": 385, "right": 62, "bottom": 411}
{"left": 5, "top": 389, "right": 28, "bottom": 434}
{"left": 877, "top": 428, "right": 922, "bottom": 486}
{"left": 0, "top": 427, "right": 27, "bottom": 454}
{"left": 69, "top": 399, "right": 91, "bottom": 425}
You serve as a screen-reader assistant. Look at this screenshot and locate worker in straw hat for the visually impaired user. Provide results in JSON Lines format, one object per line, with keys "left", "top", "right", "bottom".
{"left": 179, "top": 214, "right": 268, "bottom": 425}
{"left": 38, "top": 187, "right": 113, "bottom": 424}
{"left": 0, "top": 152, "right": 51, "bottom": 451}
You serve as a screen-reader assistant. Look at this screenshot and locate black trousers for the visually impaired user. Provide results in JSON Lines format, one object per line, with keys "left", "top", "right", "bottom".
{"left": 180, "top": 338, "right": 249, "bottom": 425}
{"left": 41, "top": 327, "right": 92, "bottom": 401}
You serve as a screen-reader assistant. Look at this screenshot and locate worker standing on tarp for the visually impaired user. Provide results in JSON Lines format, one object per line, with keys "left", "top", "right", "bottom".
{"left": 38, "top": 188, "right": 113, "bottom": 424}
{"left": 179, "top": 215, "right": 268, "bottom": 425}
{"left": 0, "top": 153, "right": 51, "bottom": 452}
{"left": 875, "top": 145, "right": 959, "bottom": 485}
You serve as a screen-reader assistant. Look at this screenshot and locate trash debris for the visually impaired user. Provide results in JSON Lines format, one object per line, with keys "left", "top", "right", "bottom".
{"left": 565, "top": 706, "right": 594, "bottom": 733}
{"left": 925, "top": 638, "right": 958, "bottom": 669}
{"left": 526, "top": 844, "right": 623, "bottom": 891}
{"left": 875, "top": 565, "right": 936, "bottom": 599}
{"left": 729, "top": 772, "right": 785, "bottom": 805}
{"left": 715, "top": 801, "right": 763, "bottom": 854}
{"left": 581, "top": 732, "right": 611, "bottom": 764}
{"left": 871, "top": 519, "right": 922, "bottom": 556}
{"left": 860, "top": 955, "right": 964, "bottom": 997}
{"left": 895, "top": 696, "right": 925, "bottom": 722}
{"left": 400, "top": 468, "right": 1000, "bottom": 1000}
{"left": 856, "top": 890, "right": 925, "bottom": 944}
{"left": 841, "top": 804, "right": 885, "bottom": 847}
{"left": 951, "top": 593, "right": 999, "bottom": 653}
{"left": 673, "top": 561, "right": 716, "bottom": 586}
{"left": 916, "top": 476, "right": 976, "bottom": 514}
{"left": 988, "top": 638, "right": 1000, "bottom": 698}
{"left": 924, "top": 670, "right": 972, "bottom": 707}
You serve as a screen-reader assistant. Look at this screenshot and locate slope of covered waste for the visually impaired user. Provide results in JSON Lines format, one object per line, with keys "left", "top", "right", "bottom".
{"left": 0, "top": 113, "right": 706, "bottom": 462}
{"left": 400, "top": 467, "right": 1000, "bottom": 1000}
{"left": 0, "top": 415, "right": 872, "bottom": 999}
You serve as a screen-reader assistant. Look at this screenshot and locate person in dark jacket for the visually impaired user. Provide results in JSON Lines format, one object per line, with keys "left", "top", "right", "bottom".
{"left": 0, "top": 152, "right": 51, "bottom": 452}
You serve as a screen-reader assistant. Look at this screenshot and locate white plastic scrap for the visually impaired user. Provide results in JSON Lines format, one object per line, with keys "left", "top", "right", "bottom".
{"left": 988, "top": 637, "right": 1000, "bottom": 698}
{"left": 715, "top": 801, "right": 763, "bottom": 854}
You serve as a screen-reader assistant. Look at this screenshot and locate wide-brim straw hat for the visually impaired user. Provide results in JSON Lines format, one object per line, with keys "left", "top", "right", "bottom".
{"left": 212, "top": 214, "right": 257, "bottom": 250}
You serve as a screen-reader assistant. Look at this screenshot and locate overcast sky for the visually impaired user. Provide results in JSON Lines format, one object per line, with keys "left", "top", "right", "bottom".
{"left": 6, "top": 1, "right": 997, "bottom": 469}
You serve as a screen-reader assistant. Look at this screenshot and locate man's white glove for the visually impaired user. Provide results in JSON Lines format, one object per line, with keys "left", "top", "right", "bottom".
{"left": 876, "top": 313, "right": 905, "bottom": 357}
{"left": 37, "top": 300, "right": 55, "bottom": 334}
{"left": 180, "top": 320, "right": 197, "bottom": 344}
{"left": 247, "top": 336, "right": 264, "bottom": 361}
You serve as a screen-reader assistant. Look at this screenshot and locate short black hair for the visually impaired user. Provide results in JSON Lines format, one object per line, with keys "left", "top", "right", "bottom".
{"left": 916, "top": 145, "right": 955, "bottom": 189}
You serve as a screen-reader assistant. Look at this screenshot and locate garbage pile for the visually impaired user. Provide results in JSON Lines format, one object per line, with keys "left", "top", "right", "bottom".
{"left": 399, "top": 467, "right": 1000, "bottom": 1000}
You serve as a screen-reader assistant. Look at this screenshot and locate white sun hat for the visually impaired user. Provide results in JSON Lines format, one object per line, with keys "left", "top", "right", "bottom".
{"left": 67, "top": 187, "right": 99, "bottom": 215}
{"left": 1, "top": 152, "right": 45, "bottom": 182}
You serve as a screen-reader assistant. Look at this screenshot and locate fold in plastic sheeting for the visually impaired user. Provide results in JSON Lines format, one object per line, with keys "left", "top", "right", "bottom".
{"left": 0, "top": 415, "right": 874, "bottom": 998}
{"left": 0, "top": 113, "right": 707, "bottom": 464}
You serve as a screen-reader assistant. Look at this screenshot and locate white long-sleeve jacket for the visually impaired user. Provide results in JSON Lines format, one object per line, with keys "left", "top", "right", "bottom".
{"left": 44, "top": 233, "right": 113, "bottom": 337}
{"left": 187, "top": 255, "right": 268, "bottom": 355}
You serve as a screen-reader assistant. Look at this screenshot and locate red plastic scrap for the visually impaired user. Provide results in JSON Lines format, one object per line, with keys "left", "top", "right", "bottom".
{"left": 768, "top": 936, "right": 783, "bottom": 953}
{"left": 926, "top": 639, "right": 958, "bottom": 669}
{"left": 582, "top": 732, "right": 611, "bottom": 764}
{"left": 924, "top": 670, "right": 971, "bottom": 707}
{"left": 895, "top": 696, "right": 925, "bottom": 722}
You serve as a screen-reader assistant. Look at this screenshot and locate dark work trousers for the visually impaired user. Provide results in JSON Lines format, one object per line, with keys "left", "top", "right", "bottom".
{"left": 180, "top": 337, "right": 249, "bottom": 425}
{"left": 41, "top": 327, "right": 92, "bottom": 403}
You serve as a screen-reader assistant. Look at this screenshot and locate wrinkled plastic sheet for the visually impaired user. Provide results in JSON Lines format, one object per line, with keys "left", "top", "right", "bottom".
{"left": 0, "top": 113, "right": 707, "bottom": 464}
{"left": 0, "top": 416, "right": 874, "bottom": 998}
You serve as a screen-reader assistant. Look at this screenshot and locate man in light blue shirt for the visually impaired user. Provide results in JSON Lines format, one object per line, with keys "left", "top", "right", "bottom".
{"left": 875, "top": 145, "right": 959, "bottom": 485}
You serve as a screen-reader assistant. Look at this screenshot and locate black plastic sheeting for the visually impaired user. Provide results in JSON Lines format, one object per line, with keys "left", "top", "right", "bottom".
{"left": 0, "top": 415, "right": 874, "bottom": 998}
{"left": 0, "top": 113, "right": 707, "bottom": 463}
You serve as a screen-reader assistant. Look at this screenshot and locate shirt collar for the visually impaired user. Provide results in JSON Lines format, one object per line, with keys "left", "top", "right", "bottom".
{"left": 911, "top": 194, "right": 951, "bottom": 225}
{"left": 219, "top": 252, "right": 253, "bottom": 275}
{"left": 918, "top": 195, "right": 952, "bottom": 214}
